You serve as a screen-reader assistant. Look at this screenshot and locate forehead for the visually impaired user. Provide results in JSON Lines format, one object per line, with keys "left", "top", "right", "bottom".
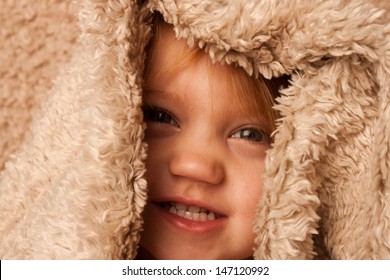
{"left": 145, "top": 58, "right": 269, "bottom": 130}
{"left": 145, "top": 53, "right": 229, "bottom": 108}
{"left": 146, "top": 22, "right": 196, "bottom": 76}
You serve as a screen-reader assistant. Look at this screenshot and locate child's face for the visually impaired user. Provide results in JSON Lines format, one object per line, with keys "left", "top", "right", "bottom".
{"left": 140, "top": 27, "right": 270, "bottom": 259}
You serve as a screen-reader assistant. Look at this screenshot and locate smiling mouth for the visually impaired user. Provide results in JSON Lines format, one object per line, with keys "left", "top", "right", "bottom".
{"left": 158, "top": 201, "right": 222, "bottom": 221}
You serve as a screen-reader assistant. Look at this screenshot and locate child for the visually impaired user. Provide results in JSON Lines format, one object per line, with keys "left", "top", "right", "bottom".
{"left": 137, "top": 16, "right": 282, "bottom": 260}
{"left": 1, "top": 0, "right": 389, "bottom": 260}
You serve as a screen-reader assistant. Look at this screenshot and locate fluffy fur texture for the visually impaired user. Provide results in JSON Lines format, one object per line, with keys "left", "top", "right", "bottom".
{"left": 0, "top": 0, "right": 389, "bottom": 259}
{"left": 0, "top": 0, "right": 78, "bottom": 171}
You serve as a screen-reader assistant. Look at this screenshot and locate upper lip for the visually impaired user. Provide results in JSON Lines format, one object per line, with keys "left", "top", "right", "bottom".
{"left": 151, "top": 196, "right": 226, "bottom": 217}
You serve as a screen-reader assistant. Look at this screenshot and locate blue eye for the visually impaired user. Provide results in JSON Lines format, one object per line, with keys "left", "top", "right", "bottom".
{"left": 143, "top": 107, "right": 178, "bottom": 127}
{"left": 231, "top": 128, "right": 270, "bottom": 143}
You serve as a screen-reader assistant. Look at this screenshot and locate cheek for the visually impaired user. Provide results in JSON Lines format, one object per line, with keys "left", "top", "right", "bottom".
{"left": 233, "top": 178, "right": 263, "bottom": 256}
{"left": 238, "top": 183, "right": 262, "bottom": 218}
{"left": 230, "top": 183, "right": 262, "bottom": 259}
{"left": 144, "top": 138, "right": 171, "bottom": 195}
{"left": 232, "top": 159, "right": 265, "bottom": 218}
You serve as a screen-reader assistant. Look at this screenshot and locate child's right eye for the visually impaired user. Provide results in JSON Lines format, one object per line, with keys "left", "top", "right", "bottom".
{"left": 142, "top": 107, "right": 179, "bottom": 127}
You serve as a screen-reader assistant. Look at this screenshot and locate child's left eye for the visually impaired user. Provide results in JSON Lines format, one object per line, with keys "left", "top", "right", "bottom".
{"left": 231, "top": 128, "right": 270, "bottom": 143}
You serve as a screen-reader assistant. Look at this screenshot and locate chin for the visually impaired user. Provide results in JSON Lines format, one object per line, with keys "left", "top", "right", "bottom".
{"left": 152, "top": 249, "right": 215, "bottom": 260}
{"left": 140, "top": 234, "right": 254, "bottom": 259}
{"left": 141, "top": 243, "right": 219, "bottom": 260}
{"left": 147, "top": 246, "right": 250, "bottom": 260}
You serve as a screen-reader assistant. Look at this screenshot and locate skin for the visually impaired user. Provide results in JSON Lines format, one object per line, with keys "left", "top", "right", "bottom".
{"left": 139, "top": 26, "right": 271, "bottom": 260}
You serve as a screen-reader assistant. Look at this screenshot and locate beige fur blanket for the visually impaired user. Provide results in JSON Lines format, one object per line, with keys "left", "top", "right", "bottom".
{"left": 1, "top": 0, "right": 390, "bottom": 259}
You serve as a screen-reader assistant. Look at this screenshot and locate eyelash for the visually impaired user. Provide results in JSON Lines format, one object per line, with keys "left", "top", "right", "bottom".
{"left": 142, "top": 107, "right": 179, "bottom": 127}
{"left": 230, "top": 128, "right": 270, "bottom": 143}
{"left": 142, "top": 106, "right": 269, "bottom": 143}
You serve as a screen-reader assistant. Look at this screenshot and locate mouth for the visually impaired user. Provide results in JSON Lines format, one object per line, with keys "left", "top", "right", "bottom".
{"left": 157, "top": 201, "right": 222, "bottom": 222}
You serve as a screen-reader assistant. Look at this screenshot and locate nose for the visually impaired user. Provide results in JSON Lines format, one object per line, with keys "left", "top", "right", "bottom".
{"left": 168, "top": 145, "right": 225, "bottom": 185}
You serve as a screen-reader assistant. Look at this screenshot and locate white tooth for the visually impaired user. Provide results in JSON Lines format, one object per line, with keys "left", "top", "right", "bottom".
{"left": 184, "top": 211, "right": 193, "bottom": 220}
{"left": 199, "top": 212, "right": 208, "bottom": 221}
{"left": 169, "top": 202, "right": 220, "bottom": 221}
{"left": 188, "top": 205, "right": 200, "bottom": 213}
{"left": 192, "top": 212, "right": 200, "bottom": 221}
{"left": 177, "top": 209, "right": 185, "bottom": 217}
{"left": 175, "top": 202, "right": 188, "bottom": 211}
{"left": 207, "top": 212, "right": 216, "bottom": 221}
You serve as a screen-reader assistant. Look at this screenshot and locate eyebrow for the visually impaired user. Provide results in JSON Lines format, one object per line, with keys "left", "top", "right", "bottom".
{"left": 142, "top": 89, "right": 189, "bottom": 110}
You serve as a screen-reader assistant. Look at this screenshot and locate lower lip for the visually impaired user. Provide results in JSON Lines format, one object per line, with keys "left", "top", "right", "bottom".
{"left": 154, "top": 203, "right": 227, "bottom": 234}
